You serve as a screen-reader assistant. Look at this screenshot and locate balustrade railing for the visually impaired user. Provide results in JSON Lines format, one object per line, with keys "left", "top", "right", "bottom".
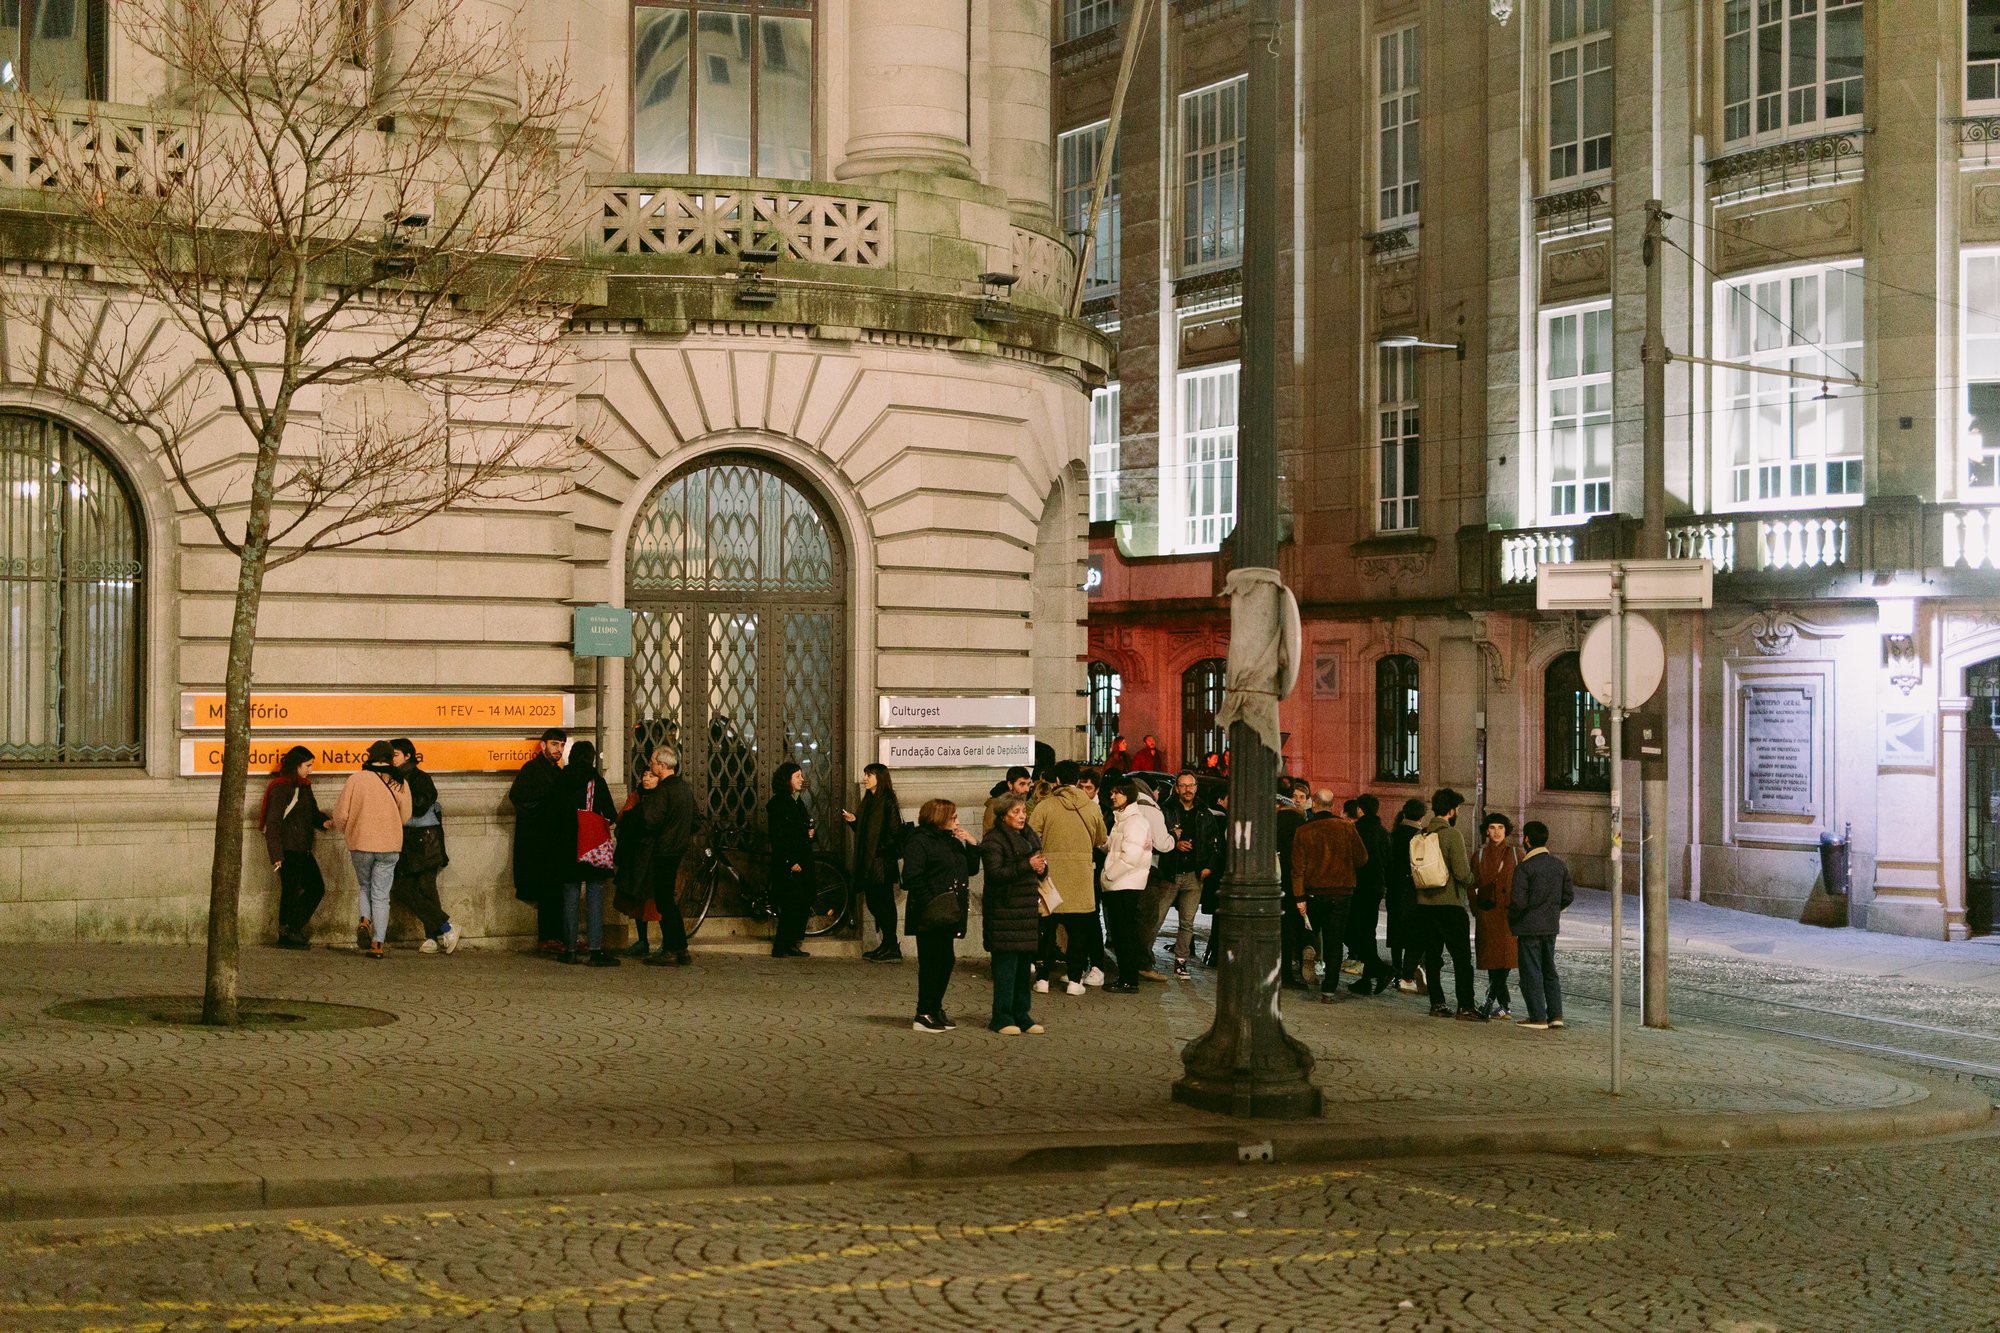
{"left": 1497, "top": 529, "right": 1576, "bottom": 585}
{"left": 593, "top": 179, "right": 891, "bottom": 267}
{"left": 1666, "top": 519, "right": 1735, "bottom": 572}
{"left": 1703, "top": 128, "right": 1868, "bottom": 201}
{"left": 1757, "top": 514, "right": 1848, "bottom": 571}
{"left": 0, "top": 101, "right": 188, "bottom": 194}
{"left": 1943, "top": 506, "right": 2000, "bottom": 570}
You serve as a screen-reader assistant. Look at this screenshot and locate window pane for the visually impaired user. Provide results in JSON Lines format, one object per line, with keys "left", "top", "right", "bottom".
{"left": 756, "top": 14, "right": 812, "bottom": 178}
{"left": 634, "top": 8, "right": 691, "bottom": 173}
{"left": 696, "top": 10, "right": 753, "bottom": 177}
{"left": 0, "top": 1, "right": 18, "bottom": 91}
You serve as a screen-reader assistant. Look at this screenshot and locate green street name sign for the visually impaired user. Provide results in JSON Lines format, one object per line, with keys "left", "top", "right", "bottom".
{"left": 573, "top": 604, "right": 635, "bottom": 658}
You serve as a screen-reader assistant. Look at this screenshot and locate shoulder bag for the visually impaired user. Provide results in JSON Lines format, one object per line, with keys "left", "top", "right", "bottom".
{"left": 576, "top": 782, "right": 616, "bottom": 869}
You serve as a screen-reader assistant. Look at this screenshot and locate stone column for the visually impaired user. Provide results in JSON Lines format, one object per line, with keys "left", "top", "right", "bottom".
{"left": 984, "top": 0, "right": 1054, "bottom": 225}
{"left": 836, "top": 0, "right": 974, "bottom": 182}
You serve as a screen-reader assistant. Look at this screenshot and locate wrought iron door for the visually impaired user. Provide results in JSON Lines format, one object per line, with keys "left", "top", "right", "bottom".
{"left": 1967, "top": 660, "right": 2000, "bottom": 935}
{"left": 626, "top": 456, "right": 845, "bottom": 906}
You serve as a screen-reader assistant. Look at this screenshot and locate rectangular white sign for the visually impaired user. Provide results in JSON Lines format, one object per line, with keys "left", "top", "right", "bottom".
{"left": 879, "top": 733, "right": 1037, "bottom": 768}
{"left": 878, "top": 695, "right": 1036, "bottom": 730}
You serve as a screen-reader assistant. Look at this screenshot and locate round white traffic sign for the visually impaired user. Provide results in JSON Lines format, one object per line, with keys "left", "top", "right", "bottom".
{"left": 1580, "top": 614, "right": 1665, "bottom": 710}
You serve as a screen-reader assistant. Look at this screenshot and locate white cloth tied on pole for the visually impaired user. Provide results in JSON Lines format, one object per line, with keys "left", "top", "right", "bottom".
{"left": 1212, "top": 566, "right": 1301, "bottom": 757}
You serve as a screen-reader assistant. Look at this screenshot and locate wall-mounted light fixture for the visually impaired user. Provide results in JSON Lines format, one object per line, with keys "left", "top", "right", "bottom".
{"left": 733, "top": 241, "right": 780, "bottom": 306}
{"left": 1376, "top": 332, "right": 1464, "bottom": 361}
{"left": 976, "top": 271, "right": 1019, "bottom": 325}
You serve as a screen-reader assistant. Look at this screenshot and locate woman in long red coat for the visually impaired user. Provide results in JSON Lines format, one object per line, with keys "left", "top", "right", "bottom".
{"left": 1472, "top": 812, "right": 1520, "bottom": 1019}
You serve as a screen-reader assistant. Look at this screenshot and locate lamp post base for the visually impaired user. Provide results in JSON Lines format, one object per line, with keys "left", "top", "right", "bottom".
{"left": 1171, "top": 1064, "right": 1323, "bottom": 1119}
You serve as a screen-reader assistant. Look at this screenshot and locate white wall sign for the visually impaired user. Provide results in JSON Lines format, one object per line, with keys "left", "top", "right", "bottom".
{"left": 1740, "top": 683, "right": 1818, "bottom": 817}
{"left": 879, "top": 733, "right": 1036, "bottom": 768}
{"left": 878, "top": 695, "right": 1036, "bottom": 730}
{"left": 1879, "top": 711, "right": 1934, "bottom": 768}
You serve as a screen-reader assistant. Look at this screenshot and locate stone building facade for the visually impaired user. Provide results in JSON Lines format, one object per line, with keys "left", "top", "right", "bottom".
{"left": 1070, "top": 0, "right": 2000, "bottom": 939}
{"left": 0, "top": 0, "right": 1108, "bottom": 943}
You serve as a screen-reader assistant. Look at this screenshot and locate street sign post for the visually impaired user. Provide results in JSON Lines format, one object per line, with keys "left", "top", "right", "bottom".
{"left": 1538, "top": 559, "right": 1711, "bottom": 1095}
{"left": 572, "top": 605, "right": 635, "bottom": 773}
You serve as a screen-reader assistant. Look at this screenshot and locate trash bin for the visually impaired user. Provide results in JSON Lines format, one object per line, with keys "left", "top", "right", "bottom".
{"left": 1818, "top": 824, "right": 1852, "bottom": 898}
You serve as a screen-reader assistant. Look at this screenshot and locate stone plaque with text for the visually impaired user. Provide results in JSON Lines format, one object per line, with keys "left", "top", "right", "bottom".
{"left": 1740, "top": 683, "right": 1818, "bottom": 817}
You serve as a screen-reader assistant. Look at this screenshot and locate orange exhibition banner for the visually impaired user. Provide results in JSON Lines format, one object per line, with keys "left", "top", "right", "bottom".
{"left": 179, "top": 693, "right": 572, "bottom": 732}
{"left": 180, "top": 736, "right": 543, "bottom": 776}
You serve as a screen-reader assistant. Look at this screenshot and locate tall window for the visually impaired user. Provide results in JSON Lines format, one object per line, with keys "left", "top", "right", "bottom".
{"left": 1088, "top": 383, "right": 1121, "bottom": 524}
{"left": 1167, "top": 364, "right": 1238, "bottom": 553}
{"left": 1179, "top": 76, "right": 1247, "bottom": 271}
{"left": 1541, "top": 303, "right": 1613, "bottom": 520}
{"left": 1, "top": 411, "right": 144, "bottom": 767}
{"left": 1721, "top": 0, "right": 1864, "bottom": 146}
{"left": 1543, "top": 652, "right": 1610, "bottom": 793}
{"left": 1060, "top": 121, "right": 1120, "bottom": 295}
{"left": 1182, "top": 658, "right": 1226, "bottom": 769}
{"left": 1972, "top": 0, "right": 2000, "bottom": 105}
{"left": 1374, "top": 655, "right": 1420, "bottom": 783}
{"left": 1546, "top": 0, "right": 1611, "bottom": 183}
{"left": 1377, "top": 346, "right": 1420, "bottom": 532}
{"left": 1376, "top": 26, "right": 1420, "bottom": 228}
{"left": 1718, "top": 262, "right": 1864, "bottom": 505}
{"left": 0, "top": 0, "right": 107, "bottom": 98}
{"left": 1966, "top": 253, "right": 2000, "bottom": 491}
{"left": 1062, "top": 0, "right": 1118, "bottom": 42}
{"left": 633, "top": 0, "right": 815, "bottom": 179}
{"left": 1087, "top": 661, "right": 1121, "bottom": 762}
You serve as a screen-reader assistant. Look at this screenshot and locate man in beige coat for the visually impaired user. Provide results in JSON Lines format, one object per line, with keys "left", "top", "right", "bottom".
{"left": 1028, "top": 761, "right": 1108, "bottom": 995}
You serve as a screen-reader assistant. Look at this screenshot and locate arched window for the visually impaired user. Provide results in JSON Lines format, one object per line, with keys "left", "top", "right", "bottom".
{"left": 1181, "top": 657, "right": 1226, "bottom": 771}
{"left": 632, "top": 0, "right": 816, "bottom": 179}
{"left": 1543, "top": 651, "right": 1609, "bottom": 792}
{"left": 1086, "top": 661, "right": 1121, "bottom": 762}
{"left": 1374, "top": 654, "right": 1419, "bottom": 782}
{"left": 0, "top": 410, "right": 144, "bottom": 766}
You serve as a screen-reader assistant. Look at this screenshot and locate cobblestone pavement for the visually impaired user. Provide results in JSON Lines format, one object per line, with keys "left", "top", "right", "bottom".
{"left": 5, "top": 1133, "right": 1999, "bottom": 1331}
{"left": 0, "top": 942, "right": 1943, "bottom": 1175}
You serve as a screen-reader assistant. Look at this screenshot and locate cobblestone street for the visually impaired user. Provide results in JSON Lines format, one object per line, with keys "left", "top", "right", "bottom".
{"left": 6, "top": 1133, "right": 1998, "bottom": 1332}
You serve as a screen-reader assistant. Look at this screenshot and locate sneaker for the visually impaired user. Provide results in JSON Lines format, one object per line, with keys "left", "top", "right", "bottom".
{"left": 1081, "top": 967, "right": 1105, "bottom": 987}
{"left": 674, "top": 951, "right": 692, "bottom": 966}
{"left": 587, "top": 950, "right": 621, "bottom": 968}
{"left": 1108, "top": 982, "right": 1140, "bottom": 994}
{"left": 995, "top": 1024, "right": 1023, "bottom": 1035}
{"left": 1341, "top": 960, "right": 1364, "bottom": 975}
{"left": 418, "top": 938, "right": 439, "bottom": 954}
{"left": 1024, "top": 1023, "right": 1046, "bottom": 1034}
{"left": 1492, "top": 1008, "right": 1513, "bottom": 1021}
{"left": 1429, "top": 1006, "right": 1453, "bottom": 1018}
{"left": 439, "top": 927, "right": 461, "bottom": 955}
{"left": 1138, "top": 969, "right": 1169, "bottom": 983}
{"left": 365, "top": 941, "right": 384, "bottom": 960}
{"left": 1395, "top": 978, "right": 1420, "bottom": 994}
{"left": 1516, "top": 1019, "right": 1551, "bottom": 1030}
{"left": 1316, "top": 990, "right": 1346, "bottom": 1003}
{"left": 1548, "top": 1018, "right": 1566, "bottom": 1029}
{"left": 557, "top": 950, "right": 582, "bottom": 965}
{"left": 643, "top": 952, "right": 677, "bottom": 967}
{"left": 355, "top": 918, "right": 372, "bottom": 951}
{"left": 1033, "top": 978, "right": 1050, "bottom": 994}
{"left": 912, "top": 1014, "right": 949, "bottom": 1033}
{"left": 1455, "top": 1009, "right": 1489, "bottom": 1022}
{"left": 937, "top": 1011, "right": 957, "bottom": 1031}
{"left": 622, "top": 940, "right": 652, "bottom": 958}
{"left": 1173, "top": 962, "right": 1191, "bottom": 980}
{"left": 1065, "top": 980, "right": 1086, "bottom": 997}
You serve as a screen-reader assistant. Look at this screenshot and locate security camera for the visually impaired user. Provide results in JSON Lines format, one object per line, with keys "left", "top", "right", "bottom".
{"left": 385, "top": 207, "right": 430, "bottom": 229}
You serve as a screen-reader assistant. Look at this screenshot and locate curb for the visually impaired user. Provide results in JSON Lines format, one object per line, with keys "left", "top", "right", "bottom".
{"left": 0, "top": 1079, "right": 1987, "bottom": 1224}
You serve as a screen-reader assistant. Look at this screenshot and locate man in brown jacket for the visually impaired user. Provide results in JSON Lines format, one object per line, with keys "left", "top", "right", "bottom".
{"left": 1289, "top": 789, "right": 1368, "bottom": 1001}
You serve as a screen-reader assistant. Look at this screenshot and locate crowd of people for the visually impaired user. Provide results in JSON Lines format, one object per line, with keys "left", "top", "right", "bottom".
{"left": 257, "top": 729, "right": 1577, "bottom": 1034}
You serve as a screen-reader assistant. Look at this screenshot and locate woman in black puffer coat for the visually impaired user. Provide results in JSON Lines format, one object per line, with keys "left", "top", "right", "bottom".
{"left": 979, "top": 794, "right": 1047, "bottom": 1034}
{"left": 900, "top": 797, "right": 981, "bottom": 1033}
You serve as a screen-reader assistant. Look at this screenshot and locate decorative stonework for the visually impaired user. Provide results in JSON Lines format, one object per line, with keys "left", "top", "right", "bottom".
{"left": 1468, "top": 612, "right": 1515, "bottom": 685}
{"left": 1884, "top": 633, "right": 1922, "bottom": 696}
{"left": 1376, "top": 258, "right": 1417, "bottom": 322}
{"left": 595, "top": 182, "right": 891, "bottom": 266}
{"left": 1712, "top": 192, "right": 1860, "bottom": 275}
{"left": 1540, "top": 234, "right": 1611, "bottom": 303}
{"left": 1712, "top": 609, "right": 1842, "bottom": 657}
{"left": 1355, "top": 552, "right": 1430, "bottom": 598}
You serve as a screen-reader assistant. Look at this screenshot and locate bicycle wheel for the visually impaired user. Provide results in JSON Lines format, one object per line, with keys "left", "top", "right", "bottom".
{"left": 675, "top": 851, "right": 718, "bottom": 939}
{"left": 804, "top": 856, "right": 850, "bottom": 937}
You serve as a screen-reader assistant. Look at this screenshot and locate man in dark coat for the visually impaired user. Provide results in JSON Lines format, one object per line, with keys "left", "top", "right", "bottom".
{"left": 621, "top": 742, "right": 699, "bottom": 966}
{"left": 1507, "top": 820, "right": 1575, "bottom": 1030}
{"left": 1346, "top": 793, "right": 1393, "bottom": 993}
{"left": 508, "top": 727, "right": 571, "bottom": 950}
{"left": 1275, "top": 778, "right": 1310, "bottom": 989}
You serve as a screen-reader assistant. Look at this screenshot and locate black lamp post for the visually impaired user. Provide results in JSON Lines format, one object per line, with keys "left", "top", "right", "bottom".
{"left": 1171, "top": 0, "right": 1321, "bottom": 1119}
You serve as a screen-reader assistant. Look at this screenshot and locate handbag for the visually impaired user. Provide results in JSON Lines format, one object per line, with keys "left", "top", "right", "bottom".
{"left": 915, "top": 884, "right": 962, "bottom": 932}
{"left": 576, "top": 783, "right": 615, "bottom": 870}
{"left": 1037, "top": 876, "right": 1063, "bottom": 917}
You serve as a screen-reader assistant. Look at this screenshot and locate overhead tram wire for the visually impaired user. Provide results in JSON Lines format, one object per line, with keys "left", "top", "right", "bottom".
{"left": 1659, "top": 227, "right": 1863, "bottom": 386}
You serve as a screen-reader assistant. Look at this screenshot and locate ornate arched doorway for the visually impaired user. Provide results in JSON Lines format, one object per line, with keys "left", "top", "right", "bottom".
{"left": 625, "top": 454, "right": 846, "bottom": 845}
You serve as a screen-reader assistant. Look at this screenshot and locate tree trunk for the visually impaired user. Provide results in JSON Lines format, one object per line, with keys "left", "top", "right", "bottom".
{"left": 202, "top": 542, "right": 272, "bottom": 1026}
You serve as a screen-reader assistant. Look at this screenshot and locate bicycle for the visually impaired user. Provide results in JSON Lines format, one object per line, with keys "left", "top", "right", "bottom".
{"left": 676, "top": 824, "right": 851, "bottom": 940}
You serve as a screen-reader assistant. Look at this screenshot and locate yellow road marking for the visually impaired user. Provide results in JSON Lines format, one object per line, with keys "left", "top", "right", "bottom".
{"left": 283, "top": 1221, "right": 472, "bottom": 1310}
{"left": 1346, "top": 1169, "right": 1574, "bottom": 1228}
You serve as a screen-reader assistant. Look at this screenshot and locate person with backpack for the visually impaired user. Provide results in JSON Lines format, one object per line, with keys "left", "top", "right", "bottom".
{"left": 387, "top": 738, "right": 459, "bottom": 955}
{"left": 329, "top": 740, "right": 414, "bottom": 959}
{"left": 1386, "top": 798, "right": 1428, "bottom": 992}
{"left": 558, "top": 741, "right": 621, "bottom": 966}
{"left": 1508, "top": 820, "right": 1575, "bottom": 1030}
{"left": 262, "top": 745, "right": 332, "bottom": 949}
{"left": 1411, "top": 787, "right": 1480, "bottom": 1019}
{"left": 1029, "top": 761, "right": 1108, "bottom": 995}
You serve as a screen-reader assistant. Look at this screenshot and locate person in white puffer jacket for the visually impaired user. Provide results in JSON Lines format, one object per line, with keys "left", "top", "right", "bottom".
{"left": 1100, "top": 778, "right": 1160, "bottom": 993}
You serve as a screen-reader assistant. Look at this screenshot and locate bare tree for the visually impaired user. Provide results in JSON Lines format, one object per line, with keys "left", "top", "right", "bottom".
{"left": 6, "top": 0, "right": 597, "bottom": 1022}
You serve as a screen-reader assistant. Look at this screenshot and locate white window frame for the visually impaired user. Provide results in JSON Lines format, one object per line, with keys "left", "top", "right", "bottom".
{"left": 1059, "top": 120, "right": 1120, "bottom": 296}
{"left": 1966, "top": 252, "right": 2000, "bottom": 494}
{"left": 1721, "top": 0, "right": 1865, "bottom": 148}
{"left": 1165, "top": 364, "right": 1238, "bottom": 553}
{"left": 1377, "top": 346, "right": 1420, "bottom": 532}
{"left": 1179, "top": 76, "right": 1247, "bottom": 273}
{"left": 1088, "top": 382, "right": 1122, "bottom": 523}
{"left": 1540, "top": 302, "right": 1615, "bottom": 523}
{"left": 1970, "top": 0, "right": 2000, "bottom": 108}
{"left": 1376, "top": 26, "right": 1420, "bottom": 228}
{"left": 1546, "top": 0, "right": 1612, "bottom": 184}
{"left": 1715, "top": 261, "right": 1866, "bottom": 509}
{"left": 1062, "top": 0, "right": 1118, "bottom": 43}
